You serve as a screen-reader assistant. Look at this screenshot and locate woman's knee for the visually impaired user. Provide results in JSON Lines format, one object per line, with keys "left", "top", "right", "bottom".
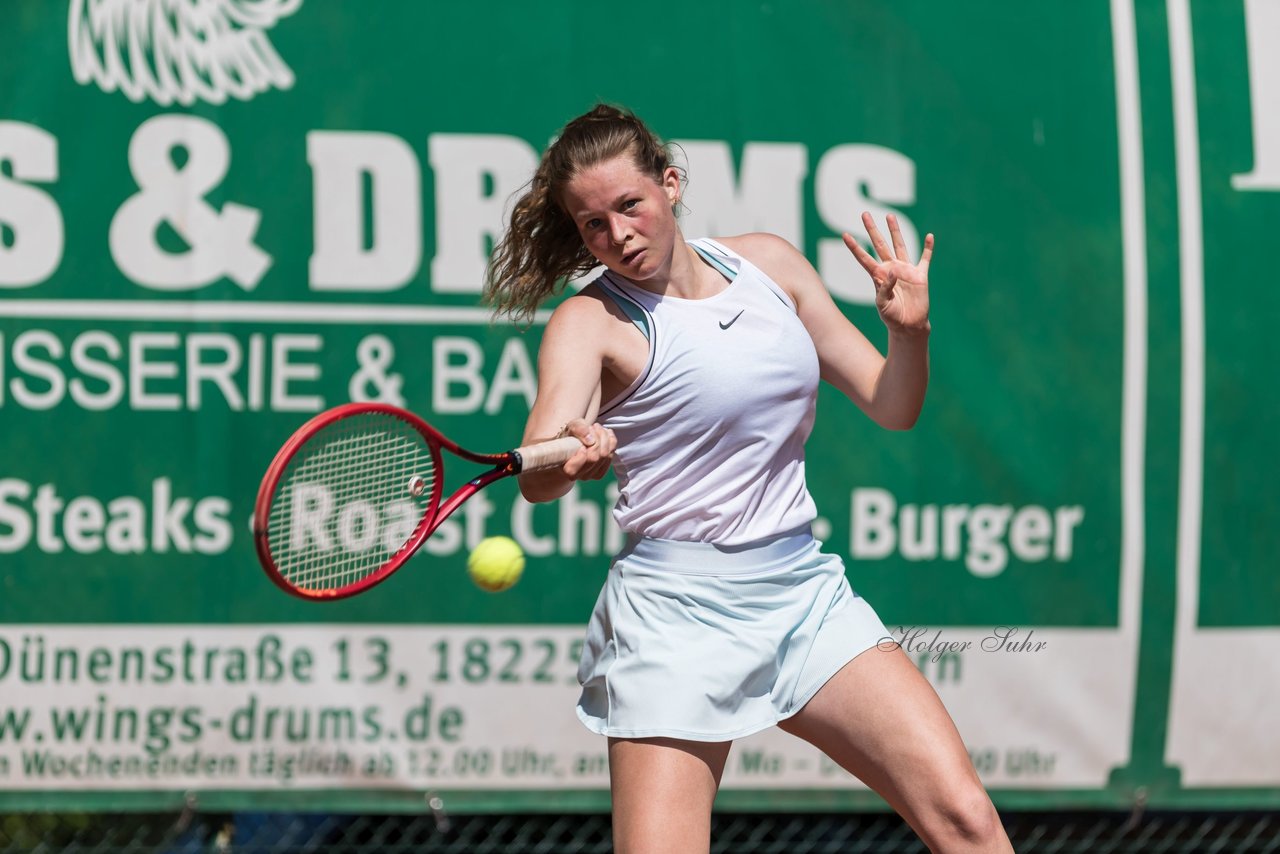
{"left": 918, "top": 782, "right": 1006, "bottom": 849}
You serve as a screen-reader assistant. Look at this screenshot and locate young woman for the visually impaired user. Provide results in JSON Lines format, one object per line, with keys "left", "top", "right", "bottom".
{"left": 486, "top": 104, "right": 1013, "bottom": 854}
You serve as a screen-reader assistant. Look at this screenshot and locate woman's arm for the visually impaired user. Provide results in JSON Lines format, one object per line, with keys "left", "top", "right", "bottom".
{"left": 518, "top": 294, "right": 619, "bottom": 503}
{"left": 721, "top": 214, "right": 934, "bottom": 430}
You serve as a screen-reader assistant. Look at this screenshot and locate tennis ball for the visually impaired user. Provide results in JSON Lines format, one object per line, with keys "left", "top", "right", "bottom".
{"left": 467, "top": 536, "right": 525, "bottom": 592}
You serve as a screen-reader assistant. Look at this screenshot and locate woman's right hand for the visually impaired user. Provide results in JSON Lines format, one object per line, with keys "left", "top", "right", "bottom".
{"left": 559, "top": 418, "right": 617, "bottom": 481}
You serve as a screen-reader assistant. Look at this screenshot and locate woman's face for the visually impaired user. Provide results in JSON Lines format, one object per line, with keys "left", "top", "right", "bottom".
{"left": 561, "top": 155, "right": 681, "bottom": 283}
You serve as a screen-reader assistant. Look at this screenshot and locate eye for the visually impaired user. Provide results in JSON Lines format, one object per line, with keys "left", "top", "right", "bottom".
{"left": 584, "top": 218, "right": 602, "bottom": 230}
{"left": 622, "top": 199, "right": 640, "bottom": 210}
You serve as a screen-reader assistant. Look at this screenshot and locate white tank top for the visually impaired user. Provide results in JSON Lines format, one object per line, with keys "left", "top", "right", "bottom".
{"left": 595, "top": 238, "right": 819, "bottom": 545}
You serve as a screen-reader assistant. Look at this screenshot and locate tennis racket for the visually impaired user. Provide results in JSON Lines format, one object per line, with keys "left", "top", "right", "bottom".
{"left": 253, "top": 402, "right": 582, "bottom": 601}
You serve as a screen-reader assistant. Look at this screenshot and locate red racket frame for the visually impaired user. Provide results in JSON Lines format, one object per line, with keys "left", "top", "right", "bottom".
{"left": 253, "top": 402, "right": 526, "bottom": 601}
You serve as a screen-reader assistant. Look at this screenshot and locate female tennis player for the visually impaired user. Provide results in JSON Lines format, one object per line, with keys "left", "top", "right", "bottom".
{"left": 485, "top": 104, "right": 1013, "bottom": 853}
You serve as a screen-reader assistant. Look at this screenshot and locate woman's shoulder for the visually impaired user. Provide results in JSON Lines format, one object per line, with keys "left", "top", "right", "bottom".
{"left": 543, "top": 279, "right": 640, "bottom": 339}
{"left": 713, "top": 233, "right": 814, "bottom": 282}
{"left": 713, "top": 232, "right": 806, "bottom": 266}
{"left": 712, "top": 233, "right": 820, "bottom": 304}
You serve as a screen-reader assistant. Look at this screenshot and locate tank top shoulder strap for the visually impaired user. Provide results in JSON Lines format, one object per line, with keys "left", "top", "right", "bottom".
{"left": 687, "top": 238, "right": 739, "bottom": 281}
{"left": 594, "top": 272, "right": 652, "bottom": 341}
{"left": 690, "top": 238, "right": 797, "bottom": 312}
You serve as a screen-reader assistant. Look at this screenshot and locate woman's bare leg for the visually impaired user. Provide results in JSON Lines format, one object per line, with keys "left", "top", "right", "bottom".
{"left": 607, "top": 736, "right": 732, "bottom": 854}
{"left": 779, "top": 644, "right": 1012, "bottom": 852}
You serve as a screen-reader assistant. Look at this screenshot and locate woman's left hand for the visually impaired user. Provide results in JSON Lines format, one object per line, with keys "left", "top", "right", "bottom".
{"left": 843, "top": 212, "right": 933, "bottom": 336}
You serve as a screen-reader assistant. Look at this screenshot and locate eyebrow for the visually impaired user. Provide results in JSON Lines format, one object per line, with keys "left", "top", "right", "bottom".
{"left": 574, "top": 190, "right": 639, "bottom": 220}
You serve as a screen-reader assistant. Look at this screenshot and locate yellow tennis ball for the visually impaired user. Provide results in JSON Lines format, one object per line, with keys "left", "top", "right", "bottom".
{"left": 467, "top": 536, "right": 525, "bottom": 592}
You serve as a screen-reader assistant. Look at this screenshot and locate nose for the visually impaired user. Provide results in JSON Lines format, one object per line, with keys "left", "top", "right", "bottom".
{"left": 608, "top": 215, "right": 630, "bottom": 246}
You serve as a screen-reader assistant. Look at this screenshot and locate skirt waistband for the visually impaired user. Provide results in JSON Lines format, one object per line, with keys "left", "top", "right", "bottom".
{"left": 616, "top": 525, "right": 816, "bottom": 575}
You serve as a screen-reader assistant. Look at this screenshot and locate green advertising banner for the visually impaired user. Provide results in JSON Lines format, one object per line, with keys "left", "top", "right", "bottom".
{"left": 0, "top": 0, "right": 1275, "bottom": 811}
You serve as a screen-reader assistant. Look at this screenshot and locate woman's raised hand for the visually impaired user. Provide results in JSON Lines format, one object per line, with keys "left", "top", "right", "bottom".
{"left": 843, "top": 212, "right": 933, "bottom": 336}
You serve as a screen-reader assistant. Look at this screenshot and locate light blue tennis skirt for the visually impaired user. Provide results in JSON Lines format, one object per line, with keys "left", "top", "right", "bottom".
{"left": 575, "top": 526, "right": 891, "bottom": 741}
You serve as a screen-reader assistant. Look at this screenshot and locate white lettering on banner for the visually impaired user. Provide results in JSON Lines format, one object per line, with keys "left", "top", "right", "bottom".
{"left": 3, "top": 120, "right": 919, "bottom": 304}
{"left": 429, "top": 134, "right": 540, "bottom": 293}
{"left": 511, "top": 498, "right": 556, "bottom": 557}
{"left": 270, "top": 334, "right": 325, "bottom": 412}
{"left": 284, "top": 483, "right": 510, "bottom": 561}
{"left": 422, "top": 515, "right": 462, "bottom": 555}
{"left": 308, "top": 132, "right": 423, "bottom": 289}
{"left": 431, "top": 335, "right": 536, "bottom": 415}
{"left": 273, "top": 484, "right": 627, "bottom": 563}
{"left": 276, "top": 478, "right": 494, "bottom": 561}
{"left": 0, "top": 329, "right": 322, "bottom": 413}
{"left": 73, "top": 331, "right": 125, "bottom": 410}
{"left": 511, "top": 484, "right": 623, "bottom": 558}
{"left": 815, "top": 145, "right": 918, "bottom": 304}
{"left": 9, "top": 330, "right": 66, "bottom": 410}
{"left": 0, "top": 480, "right": 622, "bottom": 561}
{"left": 186, "top": 333, "right": 243, "bottom": 410}
{"left": 129, "top": 332, "right": 181, "bottom": 410}
{"left": 485, "top": 336, "right": 537, "bottom": 413}
{"left": 460, "top": 491, "right": 496, "bottom": 552}
{"left": 287, "top": 484, "right": 413, "bottom": 555}
{"left": 1233, "top": 0, "right": 1280, "bottom": 190}
{"left": 850, "top": 487, "right": 1085, "bottom": 577}
{"left": 432, "top": 336, "right": 484, "bottom": 413}
{"left": 676, "top": 141, "right": 809, "bottom": 248}
{"left": 0, "top": 478, "right": 231, "bottom": 556}
{"left": 0, "top": 122, "right": 64, "bottom": 287}
{"left": 109, "top": 115, "right": 271, "bottom": 291}
{"left": 558, "top": 484, "right": 623, "bottom": 557}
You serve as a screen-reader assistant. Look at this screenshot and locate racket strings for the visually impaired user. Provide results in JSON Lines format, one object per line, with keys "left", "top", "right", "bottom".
{"left": 266, "top": 413, "right": 437, "bottom": 591}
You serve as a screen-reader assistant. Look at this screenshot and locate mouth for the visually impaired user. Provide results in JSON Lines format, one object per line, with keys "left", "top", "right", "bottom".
{"left": 621, "top": 248, "right": 644, "bottom": 266}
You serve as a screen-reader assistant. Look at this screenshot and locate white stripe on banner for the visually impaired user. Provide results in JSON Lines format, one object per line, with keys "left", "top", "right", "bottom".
{"left": 0, "top": 300, "right": 550, "bottom": 326}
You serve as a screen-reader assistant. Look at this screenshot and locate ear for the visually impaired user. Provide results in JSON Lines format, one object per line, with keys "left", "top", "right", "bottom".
{"left": 661, "top": 166, "right": 682, "bottom": 205}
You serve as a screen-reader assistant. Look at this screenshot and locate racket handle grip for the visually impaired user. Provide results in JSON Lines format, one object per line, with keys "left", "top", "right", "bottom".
{"left": 513, "top": 436, "right": 585, "bottom": 473}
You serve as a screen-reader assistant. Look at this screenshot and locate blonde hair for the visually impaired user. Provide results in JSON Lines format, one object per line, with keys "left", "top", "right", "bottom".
{"left": 485, "top": 104, "right": 673, "bottom": 322}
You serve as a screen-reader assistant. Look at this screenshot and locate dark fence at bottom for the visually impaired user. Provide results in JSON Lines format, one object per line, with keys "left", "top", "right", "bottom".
{"left": 2, "top": 809, "right": 1279, "bottom": 853}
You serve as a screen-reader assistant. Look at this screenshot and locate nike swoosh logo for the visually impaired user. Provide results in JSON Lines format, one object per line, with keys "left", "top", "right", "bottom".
{"left": 719, "top": 310, "right": 744, "bottom": 330}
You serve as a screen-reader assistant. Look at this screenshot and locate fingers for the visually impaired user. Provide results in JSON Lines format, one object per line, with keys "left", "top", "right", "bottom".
{"left": 842, "top": 232, "right": 883, "bottom": 284}
{"left": 919, "top": 232, "right": 935, "bottom": 273}
{"left": 848, "top": 213, "right": 933, "bottom": 262}
{"left": 887, "top": 214, "right": 908, "bottom": 260}
{"left": 862, "top": 211, "right": 894, "bottom": 261}
{"left": 561, "top": 420, "right": 616, "bottom": 481}
{"left": 562, "top": 418, "right": 596, "bottom": 445}
{"left": 844, "top": 213, "right": 903, "bottom": 283}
